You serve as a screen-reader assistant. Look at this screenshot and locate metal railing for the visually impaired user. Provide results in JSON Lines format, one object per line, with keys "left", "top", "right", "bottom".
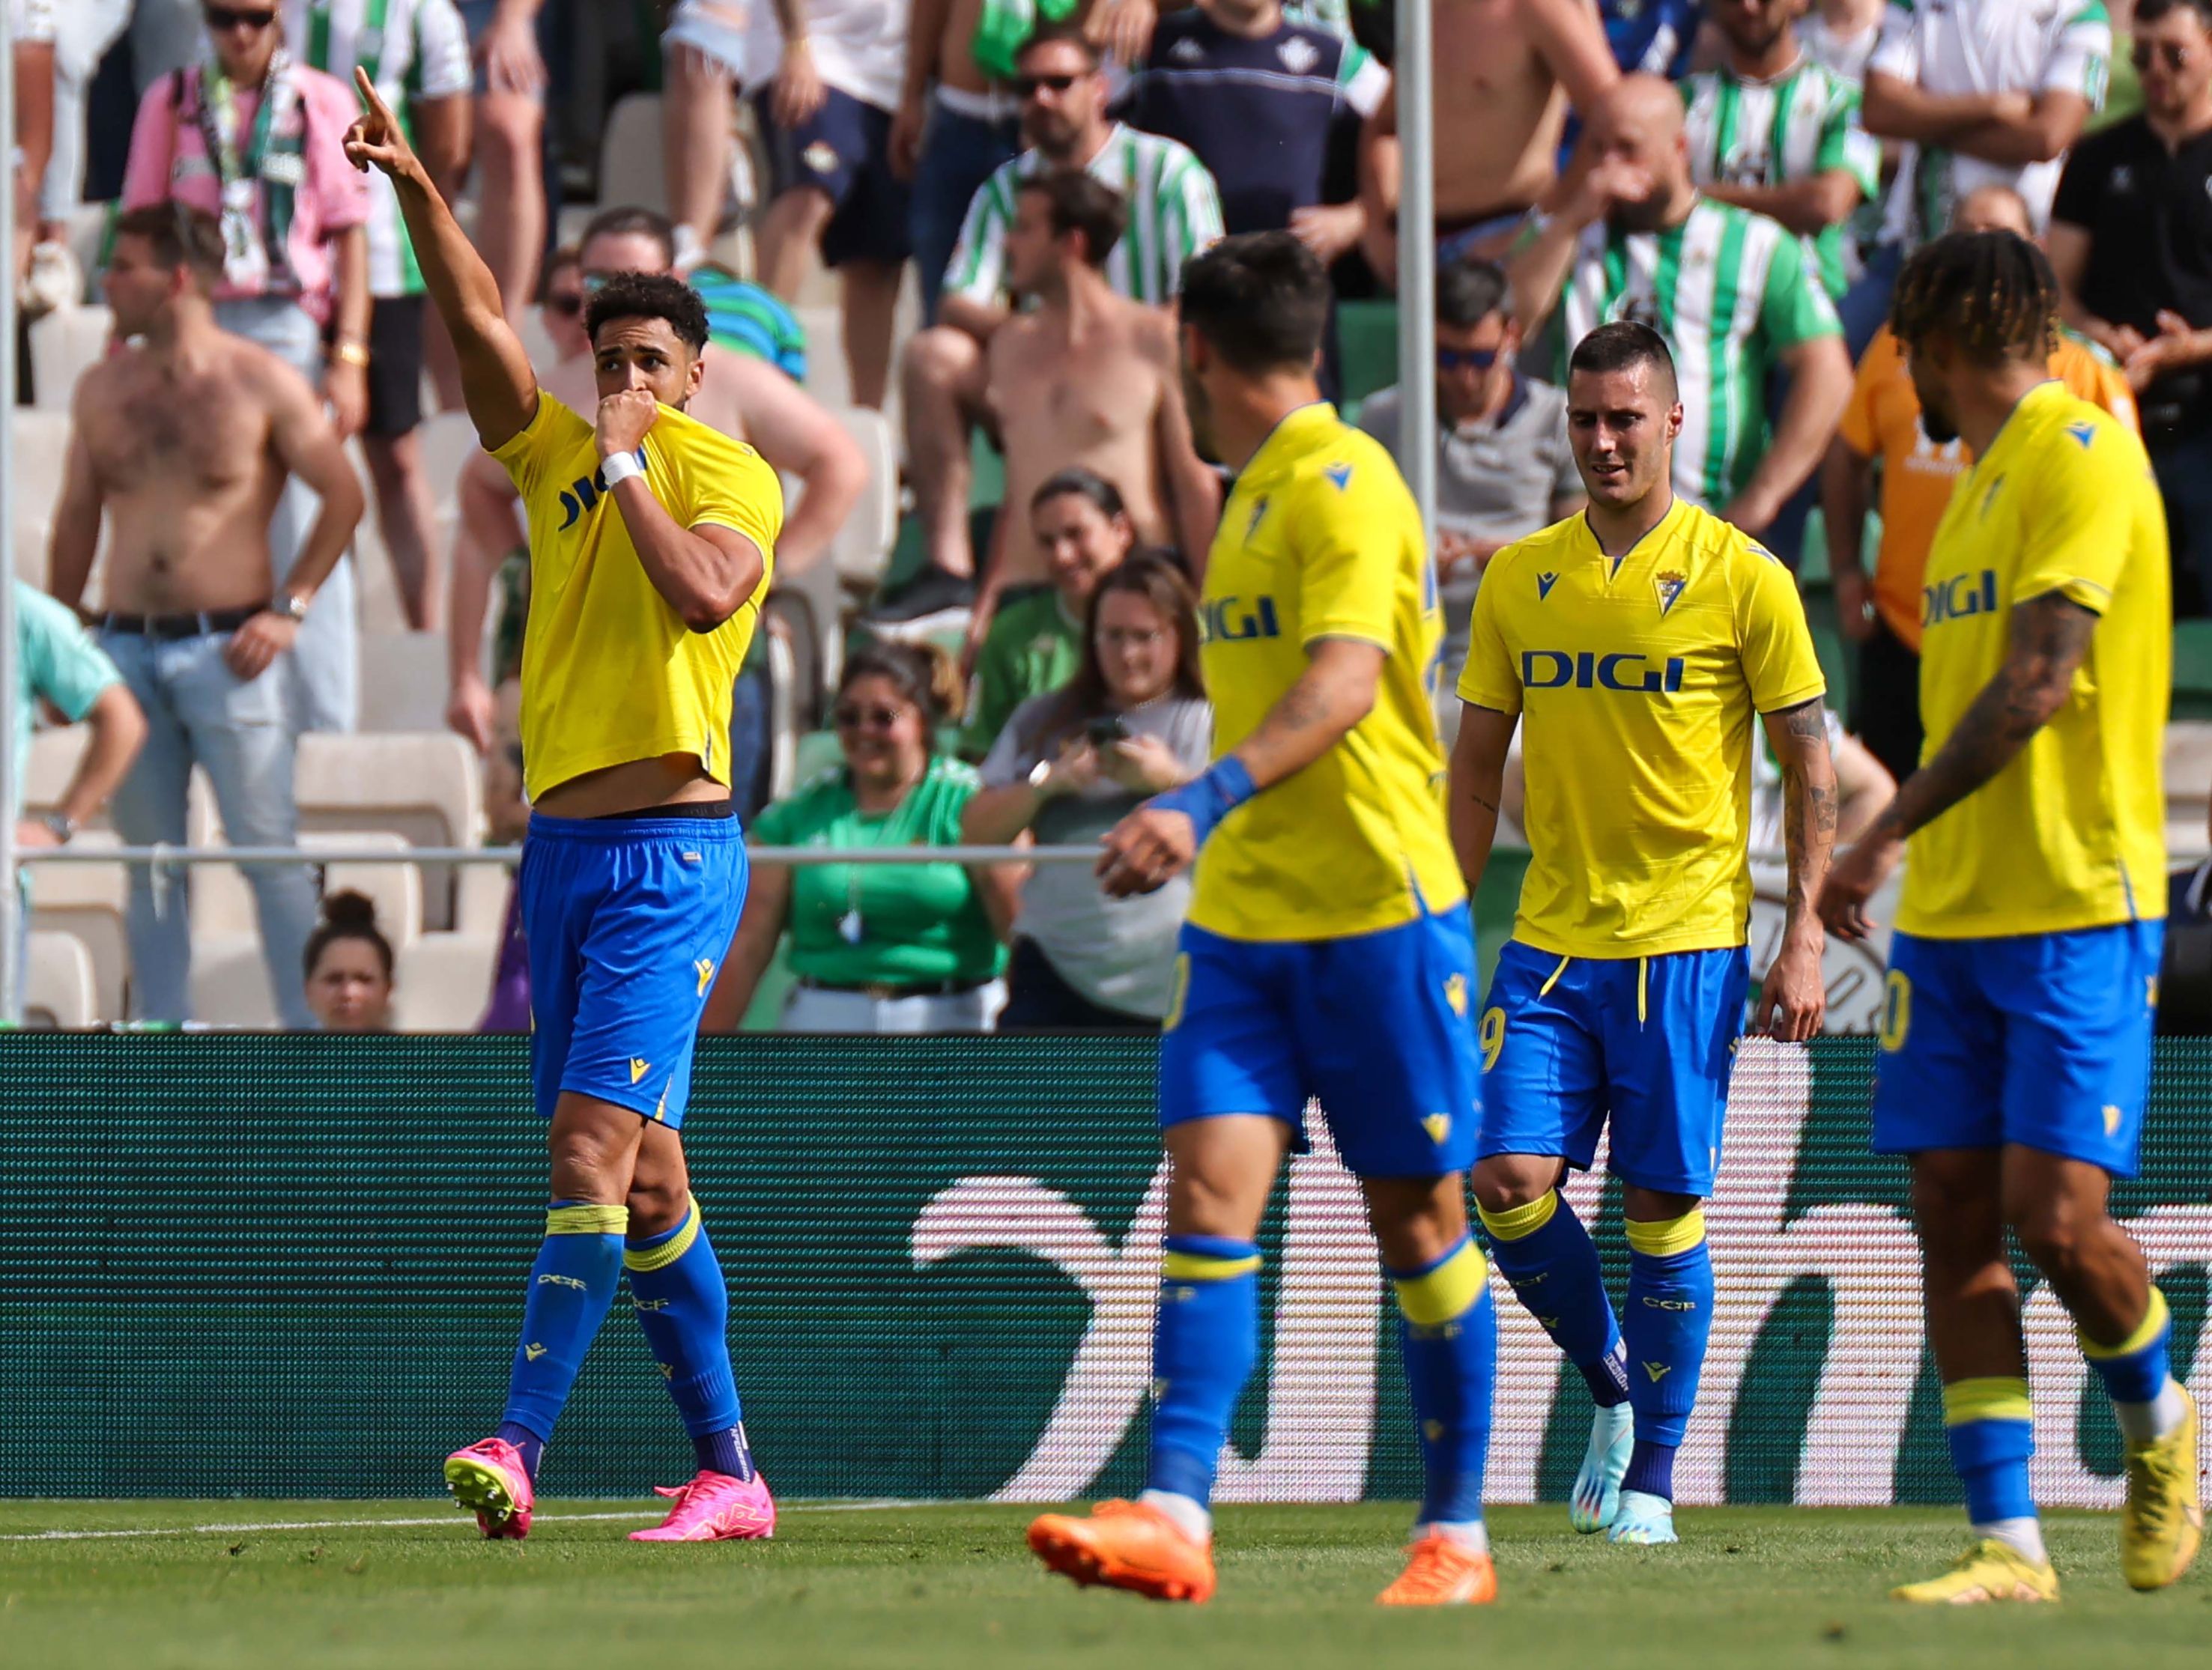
{"left": 13, "top": 843, "right": 1111, "bottom": 867}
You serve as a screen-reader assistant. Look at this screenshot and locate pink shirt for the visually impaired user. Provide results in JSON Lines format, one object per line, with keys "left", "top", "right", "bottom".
{"left": 122, "top": 63, "right": 370, "bottom": 324}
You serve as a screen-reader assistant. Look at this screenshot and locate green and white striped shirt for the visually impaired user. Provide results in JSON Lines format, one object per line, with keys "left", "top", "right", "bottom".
{"left": 942, "top": 124, "right": 1225, "bottom": 310}
{"left": 1679, "top": 58, "right": 1879, "bottom": 299}
{"left": 1554, "top": 198, "right": 1843, "bottom": 508}
{"left": 285, "top": 0, "right": 471, "bottom": 299}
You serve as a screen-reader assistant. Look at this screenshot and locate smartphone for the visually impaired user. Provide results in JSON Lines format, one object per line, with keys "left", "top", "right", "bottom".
{"left": 1085, "top": 715, "right": 1129, "bottom": 746}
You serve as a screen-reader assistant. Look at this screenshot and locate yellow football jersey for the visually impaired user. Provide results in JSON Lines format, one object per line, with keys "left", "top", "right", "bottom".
{"left": 1188, "top": 403, "right": 1464, "bottom": 941}
{"left": 492, "top": 393, "right": 782, "bottom": 800}
{"left": 1458, "top": 497, "right": 1826, "bottom": 958}
{"left": 1899, "top": 381, "right": 2169, "bottom": 939}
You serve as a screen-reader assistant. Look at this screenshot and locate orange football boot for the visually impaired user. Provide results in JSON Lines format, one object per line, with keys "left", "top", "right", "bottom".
{"left": 1026, "top": 1499, "right": 1217, "bottom": 1603}
{"left": 1376, "top": 1530, "right": 1499, "bottom": 1606}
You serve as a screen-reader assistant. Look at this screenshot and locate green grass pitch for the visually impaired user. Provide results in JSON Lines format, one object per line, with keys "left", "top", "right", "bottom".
{"left": 1, "top": 1501, "right": 2205, "bottom": 1669}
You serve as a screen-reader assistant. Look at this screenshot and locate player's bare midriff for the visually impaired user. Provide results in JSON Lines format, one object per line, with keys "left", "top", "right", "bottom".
{"left": 1433, "top": 0, "right": 1569, "bottom": 222}
{"left": 80, "top": 349, "right": 288, "bottom": 616}
{"left": 533, "top": 754, "right": 731, "bottom": 819}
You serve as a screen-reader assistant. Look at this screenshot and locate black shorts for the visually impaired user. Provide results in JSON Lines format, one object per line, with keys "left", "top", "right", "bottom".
{"left": 755, "top": 85, "right": 912, "bottom": 268}
{"left": 1852, "top": 611, "right": 1922, "bottom": 788}
{"left": 365, "top": 295, "right": 427, "bottom": 439}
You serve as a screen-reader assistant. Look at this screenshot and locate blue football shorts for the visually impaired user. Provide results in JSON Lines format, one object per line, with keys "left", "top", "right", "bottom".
{"left": 753, "top": 85, "right": 913, "bottom": 267}
{"left": 1870, "top": 920, "right": 2163, "bottom": 1176}
{"left": 518, "top": 809, "right": 748, "bottom": 1129}
{"left": 1157, "top": 905, "right": 1482, "bottom": 1179}
{"left": 1476, "top": 940, "right": 1751, "bottom": 1197}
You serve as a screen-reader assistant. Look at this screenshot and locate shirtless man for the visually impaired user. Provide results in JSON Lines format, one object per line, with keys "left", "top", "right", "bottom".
{"left": 892, "top": 0, "right": 1026, "bottom": 324}
{"left": 986, "top": 171, "right": 1219, "bottom": 593}
{"left": 47, "top": 204, "right": 364, "bottom": 1028}
{"left": 1360, "top": 0, "right": 1618, "bottom": 280}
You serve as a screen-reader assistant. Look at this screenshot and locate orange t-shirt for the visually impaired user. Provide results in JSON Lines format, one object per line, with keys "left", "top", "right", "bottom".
{"left": 1836, "top": 327, "right": 2139, "bottom": 649}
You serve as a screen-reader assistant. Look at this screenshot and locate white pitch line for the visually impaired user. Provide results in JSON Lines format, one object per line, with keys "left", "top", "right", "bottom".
{"left": 0, "top": 1499, "right": 951, "bottom": 1543}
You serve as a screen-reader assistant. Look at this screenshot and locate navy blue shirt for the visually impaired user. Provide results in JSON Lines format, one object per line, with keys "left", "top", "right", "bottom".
{"left": 1602, "top": 0, "right": 1700, "bottom": 78}
{"left": 1124, "top": 9, "right": 1390, "bottom": 235}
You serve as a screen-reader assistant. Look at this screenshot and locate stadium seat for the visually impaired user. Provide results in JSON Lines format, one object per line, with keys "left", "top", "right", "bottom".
{"left": 294, "top": 733, "right": 485, "bottom": 931}
{"left": 596, "top": 93, "right": 669, "bottom": 213}
{"left": 390, "top": 931, "right": 503, "bottom": 1032}
{"left": 829, "top": 406, "right": 900, "bottom": 593}
{"left": 187, "top": 932, "right": 279, "bottom": 1027}
{"left": 763, "top": 620, "right": 801, "bottom": 802}
{"left": 28, "top": 303, "right": 112, "bottom": 413}
{"left": 795, "top": 306, "right": 847, "bottom": 407}
{"left": 10, "top": 409, "right": 73, "bottom": 588}
{"left": 190, "top": 831, "right": 424, "bottom": 948}
{"left": 25, "top": 837, "right": 126, "bottom": 1021}
{"left": 358, "top": 631, "right": 452, "bottom": 732}
{"left": 23, "top": 930, "right": 97, "bottom": 1028}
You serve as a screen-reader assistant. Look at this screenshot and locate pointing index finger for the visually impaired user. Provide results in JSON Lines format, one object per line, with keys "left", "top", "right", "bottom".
{"left": 354, "top": 64, "right": 393, "bottom": 121}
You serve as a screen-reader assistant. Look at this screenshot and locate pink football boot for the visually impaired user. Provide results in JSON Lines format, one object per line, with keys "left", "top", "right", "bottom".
{"left": 628, "top": 1469, "right": 777, "bottom": 1542}
{"left": 443, "top": 1437, "right": 535, "bottom": 1540}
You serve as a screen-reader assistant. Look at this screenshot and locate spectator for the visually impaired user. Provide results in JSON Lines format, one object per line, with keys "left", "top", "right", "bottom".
{"left": 1082, "top": 0, "right": 1360, "bottom": 67}
{"left": 302, "top": 890, "right": 396, "bottom": 1033}
{"left": 10, "top": 582, "right": 146, "bottom": 876}
{"left": 49, "top": 204, "right": 364, "bottom": 1028}
{"left": 883, "top": 24, "right": 1223, "bottom": 639}
{"left": 964, "top": 556, "right": 1212, "bottom": 1031}
{"left": 455, "top": 0, "right": 546, "bottom": 316}
{"left": 35, "top": 1, "right": 127, "bottom": 253}
{"left": 1603, "top": 0, "right": 1703, "bottom": 79}
{"left": 1123, "top": 0, "right": 1387, "bottom": 262}
{"left": 10, "top": 0, "right": 55, "bottom": 286}
{"left": 286, "top": 0, "right": 474, "bottom": 633}
{"left": 1855, "top": 0, "right": 2111, "bottom": 347}
{"left": 751, "top": 0, "right": 909, "bottom": 411}
{"left": 1823, "top": 184, "right": 2139, "bottom": 781}
{"left": 706, "top": 644, "right": 1018, "bottom": 1033}
{"left": 443, "top": 209, "right": 866, "bottom": 816}
{"left": 1359, "top": 0, "right": 1616, "bottom": 281}
{"left": 1682, "top": 0, "right": 1882, "bottom": 303}
{"left": 2049, "top": 0, "right": 2212, "bottom": 614}
{"left": 891, "top": 0, "right": 1023, "bottom": 326}
{"left": 981, "top": 172, "right": 1219, "bottom": 640}
{"left": 961, "top": 467, "right": 1139, "bottom": 760}
{"left": 689, "top": 262, "right": 812, "bottom": 379}
{"left": 122, "top": 0, "right": 372, "bottom": 735}
{"left": 659, "top": 0, "right": 774, "bottom": 275}
{"left": 1356, "top": 260, "right": 1583, "bottom": 698}
{"left": 1800, "top": 0, "right": 1888, "bottom": 84}
{"left": 1509, "top": 74, "right": 1854, "bottom": 548}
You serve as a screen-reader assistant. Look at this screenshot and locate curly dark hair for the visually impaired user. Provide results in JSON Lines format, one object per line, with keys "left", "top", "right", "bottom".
{"left": 584, "top": 270, "right": 709, "bottom": 353}
{"left": 1890, "top": 231, "right": 2058, "bottom": 367}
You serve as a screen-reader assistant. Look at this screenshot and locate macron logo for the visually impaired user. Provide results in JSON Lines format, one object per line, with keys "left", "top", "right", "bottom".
{"left": 2066, "top": 421, "right": 2096, "bottom": 449}
{"left": 1536, "top": 572, "right": 1560, "bottom": 600}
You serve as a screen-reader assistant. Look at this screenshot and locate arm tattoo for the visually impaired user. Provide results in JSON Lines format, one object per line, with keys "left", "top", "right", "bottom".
{"left": 1875, "top": 593, "right": 2096, "bottom": 841}
{"left": 1769, "top": 697, "right": 1839, "bottom": 923}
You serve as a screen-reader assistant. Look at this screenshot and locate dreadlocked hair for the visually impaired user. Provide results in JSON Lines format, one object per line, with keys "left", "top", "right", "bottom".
{"left": 1889, "top": 231, "right": 2058, "bottom": 366}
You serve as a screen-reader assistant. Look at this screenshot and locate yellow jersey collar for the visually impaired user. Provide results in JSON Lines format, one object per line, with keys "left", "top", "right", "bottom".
{"left": 1235, "top": 401, "right": 1339, "bottom": 485}
{"left": 1574, "top": 491, "right": 1691, "bottom": 571}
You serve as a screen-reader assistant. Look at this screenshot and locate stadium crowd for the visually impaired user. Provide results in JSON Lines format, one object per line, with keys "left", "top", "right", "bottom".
{"left": 7, "top": 0, "right": 2212, "bottom": 1033}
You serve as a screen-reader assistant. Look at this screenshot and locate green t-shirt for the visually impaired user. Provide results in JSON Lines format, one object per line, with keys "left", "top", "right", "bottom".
{"left": 960, "top": 589, "right": 1084, "bottom": 759}
{"left": 751, "top": 755, "right": 1006, "bottom": 988}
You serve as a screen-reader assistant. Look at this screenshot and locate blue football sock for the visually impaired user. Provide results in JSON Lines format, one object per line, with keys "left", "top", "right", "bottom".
{"left": 2081, "top": 1287, "right": 2175, "bottom": 1408}
{"left": 1944, "top": 1378, "right": 2037, "bottom": 1527}
{"left": 1621, "top": 1209, "right": 1715, "bottom": 1502}
{"left": 500, "top": 1200, "right": 628, "bottom": 1464}
{"left": 1389, "top": 1235, "right": 1497, "bottom": 1528}
{"left": 1145, "top": 1235, "right": 1261, "bottom": 1507}
{"left": 626, "top": 1195, "right": 754, "bottom": 1481}
{"left": 493, "top": 1422, "right": 545, "bottom": 1481}
{"left": 1478, "top": 1190, "right": 1628, "bottom": 1407}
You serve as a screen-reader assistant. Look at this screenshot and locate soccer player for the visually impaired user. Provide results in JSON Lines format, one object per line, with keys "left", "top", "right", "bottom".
{"left": 1025, "top": 233, "right": 1499, "bottom": 1606}
{"left": 1822, "top": 231, "right": 2201, "bottom": 1604}
{"left": 1449, "top": 321, "right": 1837, "bottom": 1547}
{"left": 344, "top": 70, "right": 786, "bottom": 1543}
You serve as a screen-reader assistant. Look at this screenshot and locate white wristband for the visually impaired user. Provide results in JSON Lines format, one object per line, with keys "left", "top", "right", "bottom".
{"left": 600, "top": 451, "right": 646, "bottom": 490}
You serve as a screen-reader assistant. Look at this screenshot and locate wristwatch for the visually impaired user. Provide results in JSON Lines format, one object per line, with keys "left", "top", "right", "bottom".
{"left": 40, "top": 813, "right": 76, "bottom": 845}
{"left": 279, "top": 593, "right": 310, "bottom": 623}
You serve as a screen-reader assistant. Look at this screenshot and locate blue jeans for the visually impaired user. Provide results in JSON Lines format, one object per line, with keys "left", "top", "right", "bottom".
{"left": 213, "top": 296, "right": 360, "bottom": 733}
{"left": 911, "top": 92, "right": 1021, "bottom": 324}
{"left": 99, "top": 630, "right": 320, "bottom": 1028}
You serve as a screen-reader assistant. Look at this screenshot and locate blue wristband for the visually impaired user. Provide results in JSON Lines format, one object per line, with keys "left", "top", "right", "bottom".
{"left": 1151, "top": 757, "right": 1257, "bottom": 848}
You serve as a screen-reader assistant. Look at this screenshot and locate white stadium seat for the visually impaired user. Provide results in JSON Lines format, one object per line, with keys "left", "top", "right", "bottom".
{"left": 11, "top": 409, "right": 73, "bottom": 589}
{"left": 28, "top": 303, "right": 113, "bottom": 413}
{"left": 294, "top": 732, "right": 485, "bottom": 932}
{"left": 358, "top": 630, "right": 454, "bottom": 732}
{"left": 597, "top": 93, "right": 668, "bottom": 215}
{"left": 24, "top": 930, "right": 97, "bottom": 1029}
{"left": 390, "top": 932, "right": 503, "bottom": 1032}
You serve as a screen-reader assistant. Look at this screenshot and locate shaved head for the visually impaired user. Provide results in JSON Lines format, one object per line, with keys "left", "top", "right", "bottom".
{"left": 1591, "top": 74, "right": 1691, "bottom": 233}
{"left": 1601, "top": 73, "right": 1689, "bottom": 141}
{"left": 1951, "top": 183, "right": 2034, "bottom": 241}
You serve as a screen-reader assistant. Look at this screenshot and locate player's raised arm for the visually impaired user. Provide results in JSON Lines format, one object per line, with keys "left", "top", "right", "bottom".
{"left": 342, "top": 66, "right": 538, "bottom": 451}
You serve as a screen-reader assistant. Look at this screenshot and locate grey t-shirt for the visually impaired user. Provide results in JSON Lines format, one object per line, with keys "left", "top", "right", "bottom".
{"left": 1358, "top": 377, "right": 1582, "bottom": 666}
{"left": 980, "top": 692, "right": 1214, "bottom": 1018}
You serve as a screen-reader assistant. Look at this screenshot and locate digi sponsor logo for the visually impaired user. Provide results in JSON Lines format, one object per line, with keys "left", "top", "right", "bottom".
{"left": 1922, "top": 570, "right": 1999, "bottom": 628}
{"left": 1201, "top": 595, "right": 1282, "bottom": 643}
{"left": 1521, "top": 650, "right": 1686, "bottom": 693}
{"left": 557, "top": 446, "right": 649, "bottom": 532}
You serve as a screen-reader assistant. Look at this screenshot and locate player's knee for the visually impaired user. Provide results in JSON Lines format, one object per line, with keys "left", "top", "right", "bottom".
{"left": 624, "top": 1172, "right": 688, "bottom": 1237}
{"left": 1470, "top": 1155, "right": 1556, "bottom": 1218}
{"left": 546, "top": 1126, "right": 631, "bottom": 1203}
{"left": 2005, "top": 1194, "right": 2090, "bottom": 1275}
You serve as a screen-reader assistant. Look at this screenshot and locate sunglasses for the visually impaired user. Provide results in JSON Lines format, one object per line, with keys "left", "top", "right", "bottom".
{"left": 204, "top": 4, "right": 279, "bottom": 31}
{"left": 542, "top": 291, "right": 585, "bottom": 318}
{"left": 1436, "top": 347, "right": 1503, "bottom": 371}
{"left": 833, "top": 702, "right": 909, "bottom": 731}
{"left": 1016, "top": 72, "right": 1084, "bottom": 98}
{"left": 2133, "top": 40, "right": 2196, "bottom": 72}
